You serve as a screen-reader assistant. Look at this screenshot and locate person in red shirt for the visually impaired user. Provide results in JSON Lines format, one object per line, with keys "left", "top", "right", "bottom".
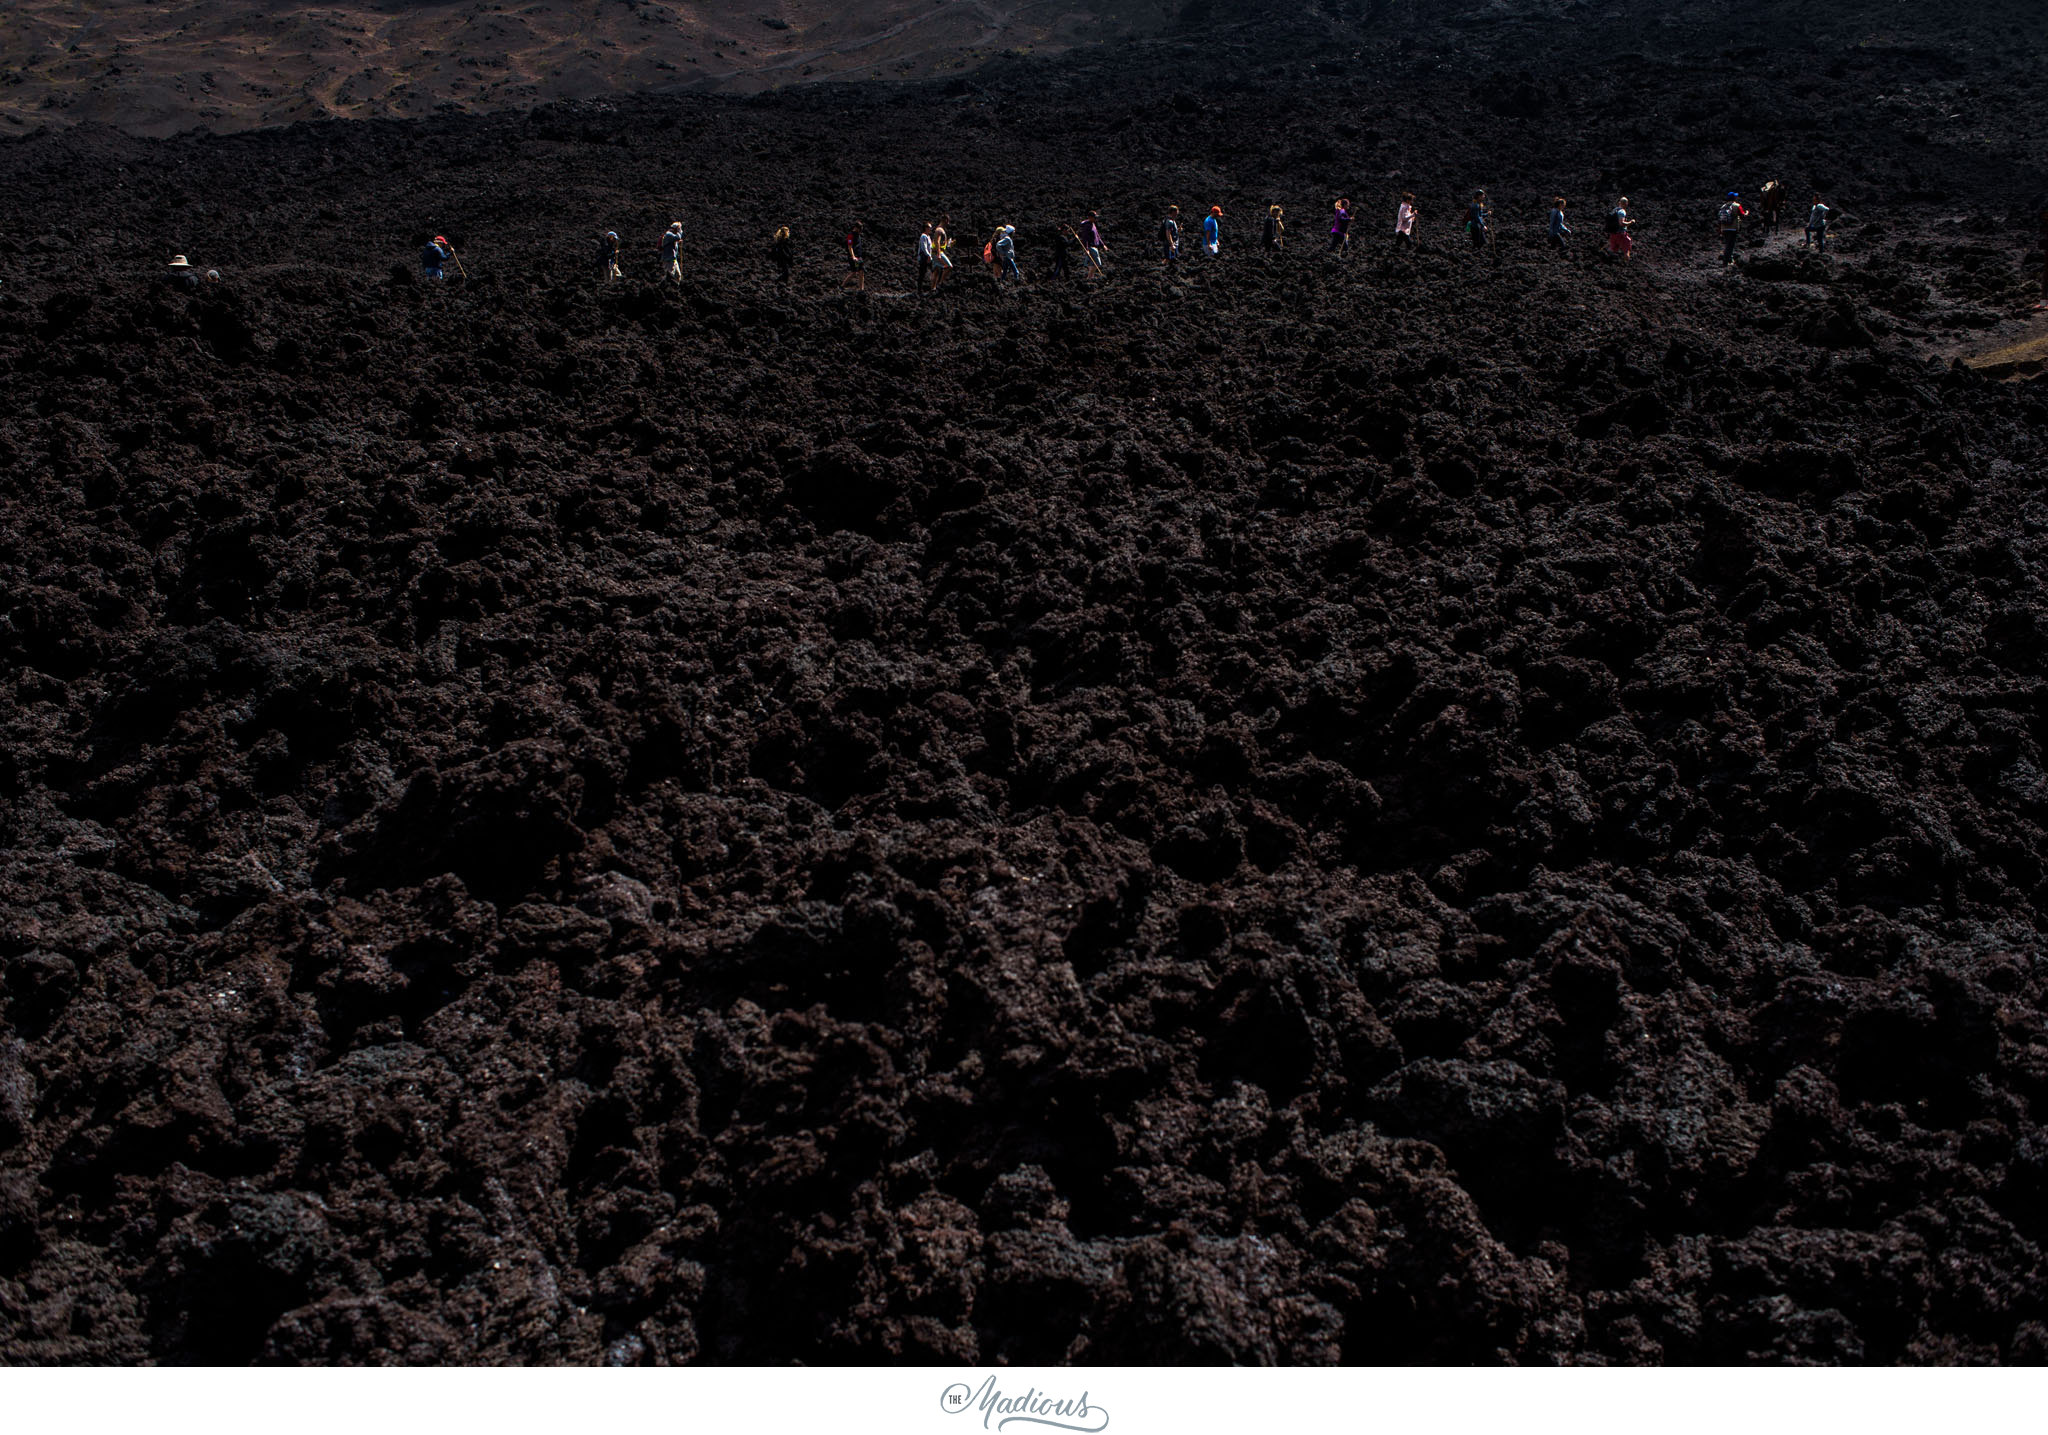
{"left": 843, "top": 220, "right": 865, "bottom": 291}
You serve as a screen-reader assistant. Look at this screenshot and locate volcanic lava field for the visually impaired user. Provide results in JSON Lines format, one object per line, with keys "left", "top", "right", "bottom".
{"left": 4, "top": 3, "right": 2048, "bottom": 1364}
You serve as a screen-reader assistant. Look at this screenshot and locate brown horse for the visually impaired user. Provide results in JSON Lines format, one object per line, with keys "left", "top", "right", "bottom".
{"left": 1758, "top": 180, "right": 1786, "bottom": 234}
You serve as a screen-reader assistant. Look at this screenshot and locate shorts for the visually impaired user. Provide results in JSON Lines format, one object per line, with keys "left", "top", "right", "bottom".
{"left": 1607, "top": 232, "right": 1631, "bottom": 255}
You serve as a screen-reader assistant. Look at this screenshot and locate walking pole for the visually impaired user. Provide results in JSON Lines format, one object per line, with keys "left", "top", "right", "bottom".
{"left": 449, "top": 243, "right": 468, "bottom": 280}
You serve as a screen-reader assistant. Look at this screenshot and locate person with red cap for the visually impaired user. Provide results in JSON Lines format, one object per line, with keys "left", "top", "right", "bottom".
{"left": 1203, "top": 205, "right": 1223, "bottom": 258}
{"left": 421, "top": 235, "right": 452, "bottom": 280}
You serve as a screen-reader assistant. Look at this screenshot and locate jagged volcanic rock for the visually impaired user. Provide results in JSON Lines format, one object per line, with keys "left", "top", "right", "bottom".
{"left": 2, "top": 2, "right": 2046, "bottom": 1364}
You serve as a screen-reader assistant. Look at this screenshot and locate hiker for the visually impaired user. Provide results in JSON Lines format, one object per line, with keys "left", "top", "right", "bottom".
{"left": 1048, "top": 223, "right": 1080, "bottom": 280}
{"left": 1203, "top": 206, "right": 1223, "bottom": 258}
{"left": 165, "top": 253, "right": 201, "bottom": 293}
{"left": 769, "top": 225, "right": 794, "bottom": 282}
{"left": 843, "top": 221, "right": 865, "bottom": 291}
{"left": 421, "top": 236, "right": 453, "bottom": 281}
{"left": 659, "top": 221, "right": 683, "bottom": 282}
{"left": 1717, "top": 192, "right": 1748, "bottom": 266}
{"left": 917, "top": 223, "right": 936, "bottom": 291}
{"left": 1160, "top": 205, "right": 1181, "bottom": 265}
{"left": 1759, "top": 180, "right": 1786, "bottom": 234}
{"left": 1605, "top": 198, "right": 1635, "bottom": 259}
{"left": 1394, "top": 193, "right": 1417, "bottom": 248}
{"left": 1548, "top": 196, "right": 1572, "bottom": 256}
{"left": 1803, "top": 193, "right": 1832, "bottom": 254}
{"left": 1079, "top": 211, "right": 1107, "bottom": 274}
{"left": 596, "top": 230, "right": 622, "bottom": 281}
{"left": 934, "top": 215, "right": 955, "bottom": 285}
{"left": 1465, "top": 190, "right": 1491, "bottom": 251}
{"left": 1263, "top": 205, "right": 1285, "bottom": 253}
{"left": 1329, "top": 198, "right": 1353, "bottom": 257}
{"left": 993, "top": 225, "right": 1022, "bottom": 283}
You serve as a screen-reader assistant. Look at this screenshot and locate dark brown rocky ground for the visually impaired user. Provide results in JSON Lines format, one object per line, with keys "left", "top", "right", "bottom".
{"left": 2, "top": 1, "right": 2047, "bottom": 1364}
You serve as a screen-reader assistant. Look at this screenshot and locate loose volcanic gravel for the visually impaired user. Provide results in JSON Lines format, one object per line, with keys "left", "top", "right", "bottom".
{"left": 3, "top": 3, "right": 2048, "bottom": 1364}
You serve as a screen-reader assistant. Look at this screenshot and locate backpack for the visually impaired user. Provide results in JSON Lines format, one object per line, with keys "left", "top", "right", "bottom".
{"left": 1719, "top": 203, "right": 1738, "bottom": 226}
{"left": 1605, "top": 209, "right": 1623, "bottom": 234}
{"left": 982, "top": 240, "right": 994, "bottom": 263}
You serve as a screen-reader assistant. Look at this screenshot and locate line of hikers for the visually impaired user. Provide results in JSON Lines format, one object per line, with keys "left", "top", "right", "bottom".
{"left": 415, "top": 185, "right": 1844, "bottom": 285}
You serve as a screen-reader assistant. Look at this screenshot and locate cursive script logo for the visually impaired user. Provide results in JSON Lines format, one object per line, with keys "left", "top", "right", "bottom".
{"left": 938, "top": 1375, "right": 1109, "bottom": 1433}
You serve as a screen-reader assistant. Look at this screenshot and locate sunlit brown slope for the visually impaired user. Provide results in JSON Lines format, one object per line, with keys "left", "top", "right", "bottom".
{"left": 0, "top": 0, "right": 1186, "bottom": 137}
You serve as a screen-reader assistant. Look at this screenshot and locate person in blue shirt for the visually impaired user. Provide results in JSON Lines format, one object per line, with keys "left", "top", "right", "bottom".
{"left": 422, "top": 236, "right": 452, "bottom": 280}
{"left": 1203, "top": 206, "right": 1222, "bottom": 257}
{"left": 1548, "top": 197, "right": 1572, "bottom": 257}
{"left": 1466, "top": 190, "right": 1491, "bottom": 249}
{"left": 659, "top": 221, "right": 683, "bottom": 282}
{"left": 1802, "top": 194, "right": 1832, "bottom": 254}
{"left": 993, "top": 224, "right": 1022, "bottom": 283}
{"left": 1160, "top": 205, "right": 1181, "bottom": 265}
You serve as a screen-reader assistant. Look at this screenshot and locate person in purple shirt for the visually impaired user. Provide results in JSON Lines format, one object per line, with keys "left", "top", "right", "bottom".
{"left": 1079, "top": 210, "right": 1107, "bottom": 275}
{"left": 1329, "top": 198, "right": 1353, "bottom": 258}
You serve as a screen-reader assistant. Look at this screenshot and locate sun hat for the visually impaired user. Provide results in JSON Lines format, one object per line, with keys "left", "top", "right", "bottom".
{"left": 167, "top": 255, "right": 191, "bottom": 268}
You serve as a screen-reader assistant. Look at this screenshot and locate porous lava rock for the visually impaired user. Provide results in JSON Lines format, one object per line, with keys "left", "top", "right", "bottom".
{"left": 1, "top": 2, "right": 2046, "bottom": 1365}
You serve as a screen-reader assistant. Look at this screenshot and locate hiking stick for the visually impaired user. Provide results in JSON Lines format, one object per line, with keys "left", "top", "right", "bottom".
{"left": 449, "top": 244, "right": 468, "bottom": 279}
